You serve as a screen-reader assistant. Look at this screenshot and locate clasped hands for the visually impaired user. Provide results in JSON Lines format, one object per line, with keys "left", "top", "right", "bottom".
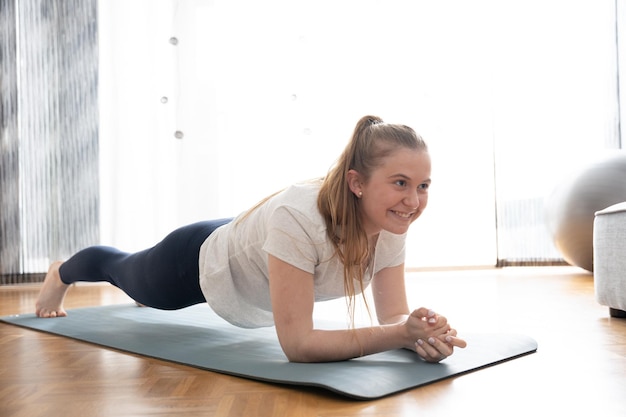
{"left": 406, "top": 307, "right": 467, "bottom": 363}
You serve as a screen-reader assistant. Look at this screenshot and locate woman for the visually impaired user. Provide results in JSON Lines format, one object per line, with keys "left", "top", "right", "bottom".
{"left": 36, "top": 115, "right": 467, "bottom": 363}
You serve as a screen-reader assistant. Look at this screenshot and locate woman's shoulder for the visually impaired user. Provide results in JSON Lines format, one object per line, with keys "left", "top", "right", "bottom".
{"left": 265, "top": 180, "right": 326, "bottom": 235}
{"left": 261, "top": 180, "right": 331, "bottom": 268}
{"left": 271, "top": 180, "right": 322, "bottom": 211}
{"left": 283, "top": 179, "right": 322, "bottom": 196}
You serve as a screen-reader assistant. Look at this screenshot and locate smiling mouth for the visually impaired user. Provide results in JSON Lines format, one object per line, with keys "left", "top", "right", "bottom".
{"left": 391, "top": 210, "right": 414, "bottom": 219}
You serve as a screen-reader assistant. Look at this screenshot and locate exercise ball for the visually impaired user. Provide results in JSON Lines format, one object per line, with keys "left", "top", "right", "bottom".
{"left": 545, "top": 151, "right": 626, "bottom": 272}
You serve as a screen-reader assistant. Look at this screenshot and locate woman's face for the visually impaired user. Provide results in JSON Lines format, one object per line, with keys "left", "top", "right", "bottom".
{"left": 352, "top": 148, "right": 431, "bottom": 236}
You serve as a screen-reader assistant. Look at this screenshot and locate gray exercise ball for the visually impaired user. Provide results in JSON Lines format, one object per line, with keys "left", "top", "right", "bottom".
{"left": 545, "top": 151, "right": 626, "bottom": 272}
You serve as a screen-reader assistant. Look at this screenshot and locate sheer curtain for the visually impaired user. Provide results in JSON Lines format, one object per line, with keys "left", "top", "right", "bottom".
{"left": 98, "top": 0, "right": 621, "bottom": 268}
{"left": 492, "top": 1, "right": 621, "bottom": 264}
{"left": 0, "top": 0, "right": 99, "bottom": 282}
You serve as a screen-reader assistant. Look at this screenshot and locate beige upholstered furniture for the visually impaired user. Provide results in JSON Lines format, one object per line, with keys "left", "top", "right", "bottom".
{"left": 593, "top": 202, "right": 626, "bottom": 317}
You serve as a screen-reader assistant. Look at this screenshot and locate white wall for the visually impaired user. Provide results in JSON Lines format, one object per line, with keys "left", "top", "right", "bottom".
{"left": 98, "top": 0, "right": 616, "bottom": 267}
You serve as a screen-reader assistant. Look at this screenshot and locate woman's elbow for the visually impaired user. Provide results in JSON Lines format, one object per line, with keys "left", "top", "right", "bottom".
{"left": 278, "top": 336, "right": 326, "bottom": 363}
{"left": 282, "top": 343, "right": 317, "bottom": 363}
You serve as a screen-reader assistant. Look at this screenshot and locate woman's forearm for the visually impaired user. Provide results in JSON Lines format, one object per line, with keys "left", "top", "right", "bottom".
{"left": 280, "top": 309, "right": 465, "bottom": 363}
{"left": 283, "top": 323, "right": 410, "bottom": 363}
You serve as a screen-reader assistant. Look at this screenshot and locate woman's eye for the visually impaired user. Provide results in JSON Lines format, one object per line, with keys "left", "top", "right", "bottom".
{"left": 418, "top": 183, "right": 430, "bottom": 190}
{"left": 395, "top": 180, "right": 407, "bottom": 187}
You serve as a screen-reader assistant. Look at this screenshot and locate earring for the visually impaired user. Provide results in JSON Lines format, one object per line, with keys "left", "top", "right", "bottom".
{"left": 358, "top": 191, "right": 363, "bottom": 197}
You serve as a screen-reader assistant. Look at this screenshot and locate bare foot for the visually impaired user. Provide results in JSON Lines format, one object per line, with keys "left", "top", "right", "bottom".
{"left": 35, "top": 261, "right": 70, "bottom": 318}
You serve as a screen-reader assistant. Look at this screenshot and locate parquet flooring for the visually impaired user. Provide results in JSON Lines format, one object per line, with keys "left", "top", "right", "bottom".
{"left": 1, "top": 267, "right": 625, "bottom": 417}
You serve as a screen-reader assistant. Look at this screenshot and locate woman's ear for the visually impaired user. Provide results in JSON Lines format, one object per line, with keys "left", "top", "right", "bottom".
{"left": 346, "top": 169, "right": 363, "bottom": 198}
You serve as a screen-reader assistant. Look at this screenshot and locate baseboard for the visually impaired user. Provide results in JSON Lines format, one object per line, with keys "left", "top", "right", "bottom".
{"left": 1, "top": 273, "right": 45, "bottom": 286}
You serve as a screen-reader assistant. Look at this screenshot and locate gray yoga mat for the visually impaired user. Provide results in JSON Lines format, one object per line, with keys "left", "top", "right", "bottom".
{"left": 1, "top": 304, "right": 537, "bottom": 399}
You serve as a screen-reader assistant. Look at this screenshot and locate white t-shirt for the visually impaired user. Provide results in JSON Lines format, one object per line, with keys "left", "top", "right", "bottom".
{"left": 198, "top": 181, "right": 406, "bottom": 328}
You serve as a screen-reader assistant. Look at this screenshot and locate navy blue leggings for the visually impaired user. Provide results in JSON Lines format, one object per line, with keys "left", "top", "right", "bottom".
{"left": 58, "top": 219, "right": 232, "bottom": 310}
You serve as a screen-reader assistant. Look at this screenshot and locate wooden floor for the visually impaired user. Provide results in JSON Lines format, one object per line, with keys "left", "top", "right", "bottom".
{"left": 1, "top": 266, "right": 624, "bottom": 417}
